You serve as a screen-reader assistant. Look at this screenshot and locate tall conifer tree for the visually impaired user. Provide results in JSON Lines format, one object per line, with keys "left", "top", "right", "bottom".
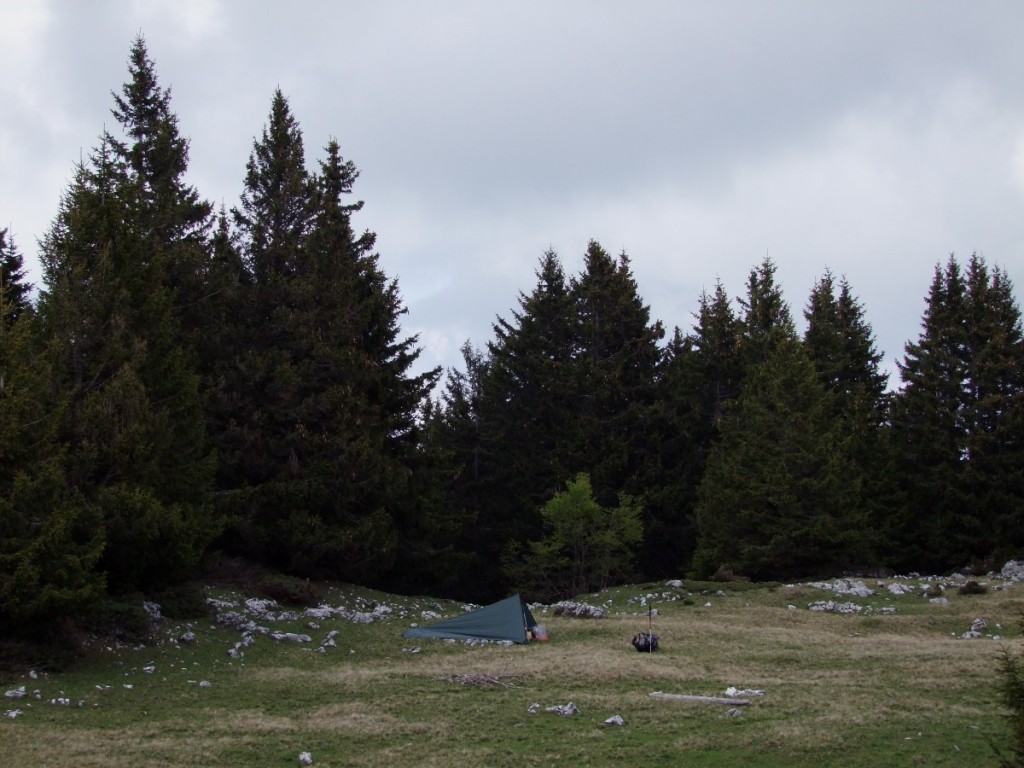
{"left": 692, "top": 334, "right": 862, "bottom": 580}
{"left": 36, "top": 40, "right": 217, "bottom": 594}
{"left": 475, "top": 250, "right": 577, "bottom": 597}
{"left": 569, "top": 241, "right": 663, "bottom": 504}
{"left": 693, "top": 261, "right": 867, "bottom": 579}
{"left": 0, "top": 229, "right": 32, "bottom": 325}
{"left": 641, "top": 281, "right": 743, "bottom": 576}
{"left": 891, "top": 254, "right": 1024, "bottom": 570}
{"left": 804, "top": 270, "right": 890, "bottom": 563}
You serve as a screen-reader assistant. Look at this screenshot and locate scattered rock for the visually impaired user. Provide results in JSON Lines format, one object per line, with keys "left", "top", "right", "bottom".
{"left": 4, "top": 709, "right": 23, "bottom": 719}
{"left": 1002, "top": 561, "right": 1024, "bottom": 582}
{"left": 303, "top": 606, "right": 335, "bottom": 620}
{"left": 604, "top": 714, "right": 625, "bottom": 726}
{"left": 807, "top": 579, "right": 875, "bottom": 597}
{"left": 885, "top": 583, "right": 915, "bottom": 596}
{"left": 319, "top": 630, "right": 339, "bottom": 651}
{"left": 552, "top": 601, "right": 605, "bottom": 619}
{"left": 808, "top": 601, "right": 862, "bottom": 614}
{"left": 725, "top": 687, "right": 765, "bottom": 697}
{"left": 4, "top": 686, "right": 26, "bottom": 699}
{"left": 298, "top": 751, "right": 313, "bottom": 765}
{"left": 270, "top": 632, "right": 312, "bottom": 644}
{"left": 545, "top": 701, "right": 579, "bottom": 716}
{"left": 725, "top": 708, "right": 743, "bottom": 717}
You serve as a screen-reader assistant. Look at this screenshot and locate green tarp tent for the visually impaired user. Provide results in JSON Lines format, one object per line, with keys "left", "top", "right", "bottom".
{"left": 403, "top": 594, "right": 541, "bottom": 644}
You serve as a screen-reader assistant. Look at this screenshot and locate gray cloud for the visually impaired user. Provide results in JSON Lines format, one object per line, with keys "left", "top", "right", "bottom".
{"left": 3, "top": 1, "right": 1023, "bottom": 386}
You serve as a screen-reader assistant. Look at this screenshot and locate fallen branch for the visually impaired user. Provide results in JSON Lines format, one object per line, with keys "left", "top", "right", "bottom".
{"left": 649, "top": 691, "right": 750, "bottom": 706}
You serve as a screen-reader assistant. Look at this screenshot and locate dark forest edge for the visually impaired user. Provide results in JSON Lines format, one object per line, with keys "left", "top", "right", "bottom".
{"left": 1, "top": 38, "right": 1022, "bottom": 657}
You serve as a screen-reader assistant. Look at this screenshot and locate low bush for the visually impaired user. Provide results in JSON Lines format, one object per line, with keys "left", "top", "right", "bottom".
{"left": 153, "top": 583, "right": 210, "bottom": 619}
{"left": 79, "top": 596, "right": 152, "bottom": 644}
{"left": 959, "top": 580, "right": 989, "bottom": 596}
{"left": 995, "top": 615, "right": 1024, "bottom": 766}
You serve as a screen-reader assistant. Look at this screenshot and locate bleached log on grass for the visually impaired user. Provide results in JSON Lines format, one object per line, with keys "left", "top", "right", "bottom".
{"left": 649, "top": 691, "right": 750, "bottom": 706}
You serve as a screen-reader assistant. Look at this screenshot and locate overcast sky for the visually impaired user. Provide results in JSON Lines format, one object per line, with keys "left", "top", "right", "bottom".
{"left": 3, "top": 1, "right": 1024, "bottom": 386}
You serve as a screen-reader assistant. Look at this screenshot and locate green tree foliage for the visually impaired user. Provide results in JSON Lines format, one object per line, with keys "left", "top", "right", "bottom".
{"left": 689, "top": 281, "right": 745, "bottom": 429}
{"left": 804, "top": 270, "right": 888, "bottom": 412}
{"left": 641, "top": 281, "right": 745, "bottom": 576}
{"left": 300, "top": 139, "right": 439, "bottom": 582}
{"left": 803, "top": 270, "right": 889, "bottom": 564}
{"left": 414, "top": 342, "right": 493, "bottom": 596}
{"left": 1, "top": 255, "right": 105, "bottom": 631}
{"left": 233, "top": 88, "right": 310, "bottom": 286}
{"left": 693, "top": 311, "right": 865, "bottom": 581}
{"left": 216, "top": 97, "right": 438, "bottom": 582}
{"left": 1, "top": 229, "right": 32, "bottom": 325}
{"left": 508, "top": 473, "right": 642, "bottom": 601}
{"left": 570, "top": 243, "right": 664, "bottom": 505}
{"left": 690, "top": 260, "right": 874, "bottom": 581}
{"left": 35, "top": 39, "right": 218, "bottom": 595}
{"left": 960, "top": 256, "right": 1024, "bottom": 559}
{"left": 639, "top": 329, "right": 701, "bottom": 576}
{"left": 890, "top": 254, "right": 1024, "bottom": 571}
{"left": 481, "top": 251, "right": 577, "bottom": 561}
{"left": 738, "top": 256, "right": 793, "bottom": 370}
{"left": 995, "top": 615, "right": 1024, "bottom": 767}
{"left": 214, "top": 89, "right": 315, "bottom": 565}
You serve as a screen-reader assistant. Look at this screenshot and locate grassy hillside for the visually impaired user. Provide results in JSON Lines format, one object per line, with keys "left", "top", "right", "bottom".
{"left": 1, "top": 576, "right": 1020, "bottom": 767}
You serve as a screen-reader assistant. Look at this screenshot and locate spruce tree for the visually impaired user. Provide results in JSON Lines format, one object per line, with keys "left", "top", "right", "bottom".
{"left": 804, "top": 269, "right": 888, "bottom": 416}
{"left": 233, "top": 88, "right": 310, "bottom": 286}
{"left": 1, "top": 230, "right": 105, "bottom": 632}
{"left": 961, "top": 256, "right": 1024, "bottom": 556}
{"left": 569, "top": 241, "right": 664, "bottom": 505}
{"left": 738, "top": 256, "right": 793, "bottom": 370}
{"left": 215, "top": 89, "right": 312, "bottom": 565}
{"left": 474, "top": 250, "right": 577, "bottom": 597}
{"left": 641, "top": 282, "right": 744, "bottom": 576}
{"left": 402, "top": 343, "right": 486, "bottom": 597}
{"left": 690, "top": 281, "right": 744, "bottom": 429}
{"left": 892, "top": 254, "right": 1024, "bottom": 570}
{"left": 0, "top": 229, "right": 32, "bottom": 325}
{"left": 639, "top": 328, "right": 701, "bottom": 575}
{"left": 218, "top": 112, "right": 438, "bottom": 581}
{"left": 0, "top": 304, "right": 105, "bottom": 632}
{"left": 889, "top": 257, "right": 972, "bottom": 570}
{"left": 36, "top": 41, "right": 218, "bottom": 595}
{"left": 804, "top": 270, "right": 889, "bottom": 565}
{"left": 692, "top": 334, "right": 863, "bottom": 580}
{"left": 293, "top": 138, "right": 439, "bottom": 581}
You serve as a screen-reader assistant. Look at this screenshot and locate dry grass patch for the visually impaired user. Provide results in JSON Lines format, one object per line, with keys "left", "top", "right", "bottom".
{"left": 2, "top": 579, "right": 1019, "bottom": 767}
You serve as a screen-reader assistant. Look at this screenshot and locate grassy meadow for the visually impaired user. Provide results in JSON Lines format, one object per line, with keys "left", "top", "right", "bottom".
{"left": 1, "top": 577, "right": 1021, "bottom": 767}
